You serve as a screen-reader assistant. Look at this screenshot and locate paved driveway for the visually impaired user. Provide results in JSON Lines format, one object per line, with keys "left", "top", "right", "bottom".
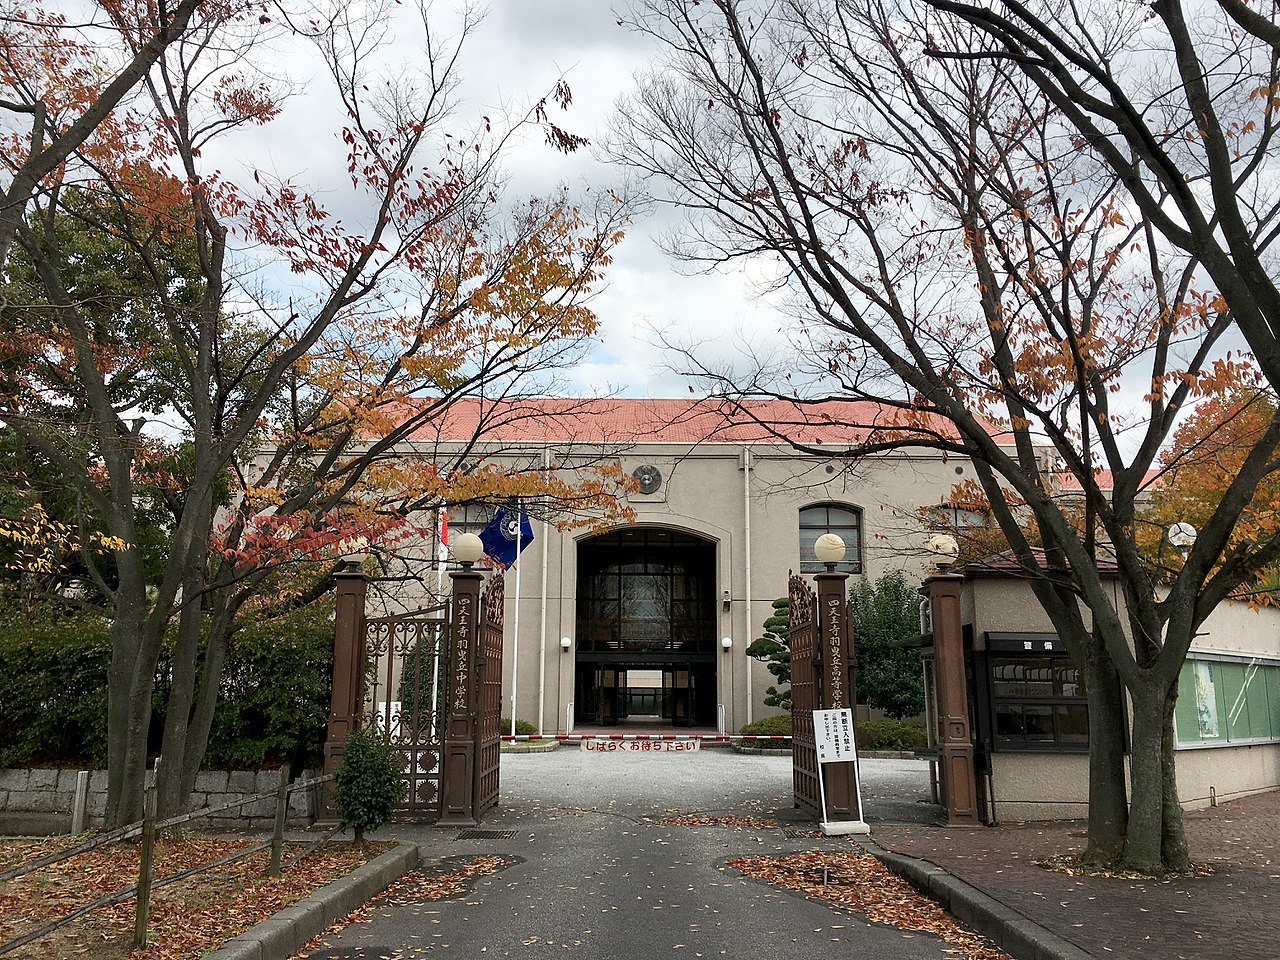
{"left": 304, "top": 750, "right": 948, "bottom": 959}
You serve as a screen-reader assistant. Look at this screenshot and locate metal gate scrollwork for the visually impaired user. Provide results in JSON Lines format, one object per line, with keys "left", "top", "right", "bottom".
{"left": 474, "top": 575, "right": 505, "bottom": 819}
{"left": 360, "top": 604, "right": 448, "bottom": 820}
{"left": 789, "top": 573, "right": 820, "bottom": 817}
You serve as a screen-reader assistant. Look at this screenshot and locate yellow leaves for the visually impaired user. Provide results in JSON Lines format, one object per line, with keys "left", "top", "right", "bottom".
{"left": 0, "top": 503, "right": 129, "bottom": 582}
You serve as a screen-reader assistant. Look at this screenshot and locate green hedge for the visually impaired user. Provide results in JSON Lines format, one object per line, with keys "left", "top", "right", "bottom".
{"left": 0, "top": 615, "right": 112, "bottom": 767}
{"left": 203, "top": 604, "right": 334, "bottom": 770}
{"left": 500, "top": 717, "right": 539, "bottom": 737}
{"left": 739, "top": 715, "right": 927, "bottom": 752}
{"left": 0, "top": 603, "right": 334, "bottom": 769}
{"left": 856, "top": 718, "right": 927, "bottom": 752}
{"left": 739, "top": 714, "right": 792, "bottom": 737}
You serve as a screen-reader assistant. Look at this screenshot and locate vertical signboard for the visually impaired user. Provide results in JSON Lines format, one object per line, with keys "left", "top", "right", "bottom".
{"left": 812, "top": 707, "right": 868, "bottom": 834}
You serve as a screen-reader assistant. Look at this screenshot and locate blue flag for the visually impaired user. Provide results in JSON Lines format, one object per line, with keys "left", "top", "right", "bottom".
{"left": 479, "top": 507, "right": 534, "bottom": 568}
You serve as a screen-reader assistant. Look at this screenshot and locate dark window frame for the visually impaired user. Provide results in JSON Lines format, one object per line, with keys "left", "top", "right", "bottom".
{"left": 985, "top": 633, "right": 1089, "bottom": 753}
{"left": 575, "top": 528, "right": 716, "bottom": 655}
{"left": 799, "top": 502, "right": 863, "bottom": 574}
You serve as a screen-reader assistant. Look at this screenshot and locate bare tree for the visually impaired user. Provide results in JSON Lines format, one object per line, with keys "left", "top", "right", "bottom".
{"left": 611, "top": 0, "right": 1280, "bottom": 870}
{"left": 925, "top": 0, "right": 1280, "bottom": 390}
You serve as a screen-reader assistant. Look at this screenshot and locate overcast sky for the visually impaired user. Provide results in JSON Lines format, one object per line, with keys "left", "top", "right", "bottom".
{"left": 204, "top": 2, "right": 787, "bottom": 400}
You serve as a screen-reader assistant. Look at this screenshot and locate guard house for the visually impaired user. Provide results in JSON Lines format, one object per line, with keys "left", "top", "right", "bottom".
{"left": 907, "top": 556, "right": 1280, "bottom": 821}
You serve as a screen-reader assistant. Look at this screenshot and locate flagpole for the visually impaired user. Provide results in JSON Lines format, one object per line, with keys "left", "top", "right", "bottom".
{"left": 431, "top": 505, "right": 447, "bottom": 741}
{"left": 509, "top": 500, "right": 522, "bottom": 737}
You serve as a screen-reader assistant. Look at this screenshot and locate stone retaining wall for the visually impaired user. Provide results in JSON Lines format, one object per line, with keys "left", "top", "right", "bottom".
{"left": 0, "top": 768, "right": 319, "bottom": 834}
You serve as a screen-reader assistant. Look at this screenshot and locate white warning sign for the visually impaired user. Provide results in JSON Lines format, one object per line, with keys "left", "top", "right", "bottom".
{"left": 813, "top": 708, "right": 857, "bottom": 764}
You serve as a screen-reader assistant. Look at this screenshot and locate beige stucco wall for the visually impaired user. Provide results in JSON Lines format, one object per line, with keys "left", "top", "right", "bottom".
{"left": 990, "top": 753, "right": 1091, "bottom": 821}
{"left": 429, "top": 441, "right": 978, "bottom": 734}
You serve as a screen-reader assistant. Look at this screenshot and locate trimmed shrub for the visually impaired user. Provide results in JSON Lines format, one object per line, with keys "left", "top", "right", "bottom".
{"left": 500, "top": 717, "right": 539, "bottom": 737}
{"left": 745, "top": 597, "right": 791, "bottom": 711}
{"left": 855, "top": 718, "right": 928, "bottom": 752}
{"left": 335, "top": 728, "right": 406, "bottom": 841}
{"left": 739, "top": 714, "right": 792, "bottom": 737}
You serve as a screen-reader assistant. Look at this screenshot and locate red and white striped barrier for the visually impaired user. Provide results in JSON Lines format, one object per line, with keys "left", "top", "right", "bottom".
{"left": 500, "top": 733, "right": 792, "bottom": 742}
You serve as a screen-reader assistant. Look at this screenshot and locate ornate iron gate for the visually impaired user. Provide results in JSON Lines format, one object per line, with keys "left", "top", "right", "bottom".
{"left": 789, "top": 573, "right": 820, "bottom": 817}
{"left": 361, "top": 604, "right": 448, "bottom": 820}
{"left": 474, "top": 576, "right": 505, "bottom": 818}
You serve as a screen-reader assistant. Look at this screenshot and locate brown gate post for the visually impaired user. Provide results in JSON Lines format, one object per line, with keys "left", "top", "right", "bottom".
{"left": 438, "top": 556, "right": 484, "bottom": 826}
{"left": 322, "top": 562, "right": 369, "bottom": 817}
{"left": 926, "top": 572, "right": 980, "bottom": 825}
{"left": 814, "top": 565, "right": 862, "bottom": 827}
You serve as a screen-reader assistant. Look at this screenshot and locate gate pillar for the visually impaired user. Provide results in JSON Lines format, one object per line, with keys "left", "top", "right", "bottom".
{"left": 814, "top": 568, "right": 861, "bottom": 824}
{"left": 438, "top": 561, "right": 484, "bottom": 826}
{"left": 927, "top": 572, "right": 980, "bottom": 825}
{"left": 322, "top": 563, "right": 368, "bottom": 816}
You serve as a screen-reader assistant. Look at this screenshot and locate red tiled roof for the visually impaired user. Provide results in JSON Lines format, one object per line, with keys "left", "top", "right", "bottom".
{"left": 1053, "top": 469, "right": 1165, "bottom": 493}
{"left": 962, "top": 547, "right": 1121, "bottom": 576}
{"left": 401, "top": 397, "right": 994, "bottom": 446}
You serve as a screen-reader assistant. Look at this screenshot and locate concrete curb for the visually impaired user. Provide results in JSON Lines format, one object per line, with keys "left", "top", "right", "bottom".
{"left": 730, "top": 744, "right": 790, "bottom": 756}
{"left": 860, "top": 840, "right": 1096, "bottom": 960}
{"left": 204, "top": 841, "right": 420, "bottom": 960}
{"left": 500, "top": 740, "right": 560, "bottom": 754}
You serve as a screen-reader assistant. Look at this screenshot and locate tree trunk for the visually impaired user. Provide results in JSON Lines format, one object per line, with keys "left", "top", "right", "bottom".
{"left": 1122, "top": 683, "right": 1167, "bottom": 872}
{"left": 110, "top": 640, "right": 158, "bottom": 827}
{"left": 1080, "top": 637, "right": 1127, "bottom": 864}
{"left": 1160, "top": 682, "right": 1190, "bottom": 871}
{"left": 105, "top": 597, "right": 153, "bottom": 828}
{"left": 156, "top": 571, "right": 204, "bottom": 818}
{"left": 178, "top": 611, "right": 234, "bottom": 811}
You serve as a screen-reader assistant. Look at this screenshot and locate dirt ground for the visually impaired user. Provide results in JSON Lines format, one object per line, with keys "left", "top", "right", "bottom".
{"left": 0, "top": 834, "right": 389, "bottom": 959}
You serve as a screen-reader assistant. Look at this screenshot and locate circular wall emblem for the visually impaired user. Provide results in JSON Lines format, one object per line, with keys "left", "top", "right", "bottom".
{"left": 633, "top": 464, "right": 663, "bottom": 494}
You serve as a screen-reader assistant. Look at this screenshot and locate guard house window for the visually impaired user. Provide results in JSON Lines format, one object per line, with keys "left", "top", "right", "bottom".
{"left": 987, "top": 634, "right": 1088, "bottom": 751}
{"left": 799, "top": 504, "right": 862, "bottom": 574}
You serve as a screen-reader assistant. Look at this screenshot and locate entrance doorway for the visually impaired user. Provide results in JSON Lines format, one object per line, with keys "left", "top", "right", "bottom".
{"left": 574, "top": 528, "right": 718, "bottom": 727}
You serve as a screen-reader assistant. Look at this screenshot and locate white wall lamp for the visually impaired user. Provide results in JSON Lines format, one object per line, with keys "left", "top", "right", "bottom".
{"left": 721, "top": 636, "right": 733, "bottom": 652}
{"left": 560, "top": 636, "right": 573, "bottom": 653}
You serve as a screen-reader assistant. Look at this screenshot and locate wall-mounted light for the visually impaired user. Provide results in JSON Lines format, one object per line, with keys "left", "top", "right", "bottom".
{"left": 721, "top": 636, "right": 733, "bottom": 651}
{"left": 560, "top": 636, "right": 572, "bottom": 653}
{"left": 451, "top": 532, "right": 484, "bottom": 568}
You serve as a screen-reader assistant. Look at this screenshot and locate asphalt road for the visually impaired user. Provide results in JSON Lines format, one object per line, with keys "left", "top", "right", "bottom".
{"left": 304, "top": 750, "right": 949, "bottom": 960}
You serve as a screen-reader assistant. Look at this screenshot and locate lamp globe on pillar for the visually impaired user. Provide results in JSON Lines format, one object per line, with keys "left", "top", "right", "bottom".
{"left": 925, "top": 533, "right": 959, "bottom": 571}
{"left": 813, "top": 533, "right": 846, "bottom": 571}
{"left": 451, "top": 532, "right": 484, "bottom": 569}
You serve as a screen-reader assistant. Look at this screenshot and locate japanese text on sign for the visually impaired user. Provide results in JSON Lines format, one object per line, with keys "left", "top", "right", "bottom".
{"left": 584, "top": 739, "right": 701, "bottom": 753}
{"left": 813, "top": 708, "right": 856, "bottom": 763}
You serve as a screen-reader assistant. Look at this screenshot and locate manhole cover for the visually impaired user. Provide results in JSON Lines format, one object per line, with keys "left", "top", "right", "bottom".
{"left": 782, "top": 828, "right": 825, "bottom": 839}
{"left": 456, "top": 829, "right": 517, "bottom": 840}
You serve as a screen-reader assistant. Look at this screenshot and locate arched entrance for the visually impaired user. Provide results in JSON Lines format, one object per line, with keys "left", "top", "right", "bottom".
{"left": 574, "top": 527, "right": 718, "bottom": 727}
